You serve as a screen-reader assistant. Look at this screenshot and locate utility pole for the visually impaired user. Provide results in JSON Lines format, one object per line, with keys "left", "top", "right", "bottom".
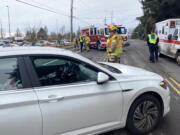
{"left": 0, "top": 19, "right": 3, "bottom": 39}
{"left": 104, "top": 17, "right": 107, "bottom": 26}
{"left": 70, "top": 0, "right": 73, "bottom": 42}
{"left": 78, "top": 26, "right": 80, "bottom": 38}
{"left": 6, "top": 6, "right": 11, "bottom": 37}
{"left": 111, "top": 11, "right": 114, "bottom": 24}
{"left": 56, "top": 19, "right": 58, "bottom": 40}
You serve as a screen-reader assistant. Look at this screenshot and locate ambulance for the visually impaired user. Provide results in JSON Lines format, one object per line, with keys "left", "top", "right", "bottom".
{"left": 156, "top": 19, "right": 180, "bottom": 65}
{"left": 116, "top": 25, "right": 128, "bottom": 41}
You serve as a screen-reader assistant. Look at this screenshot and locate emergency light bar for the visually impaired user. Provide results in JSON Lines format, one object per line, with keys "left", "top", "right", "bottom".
{"left": 170, "top": 21, "right": 176, "bottom": 28}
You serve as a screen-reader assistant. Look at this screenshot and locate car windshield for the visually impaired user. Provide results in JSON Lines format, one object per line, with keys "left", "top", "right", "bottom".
{"left": 105, "top": 28, "right": 109, "bottom": 35}
{"left": 97, "top": 63, "right": 121, "bottom": 74}
{"left": 117, "top": 27, "right": 126, "bottom": 34}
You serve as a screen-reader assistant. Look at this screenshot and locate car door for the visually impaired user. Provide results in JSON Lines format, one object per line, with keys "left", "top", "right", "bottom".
{"left": 0, "top": 56, "right": 42, "bottom": 135}
{"left": 26, "top": 55, "right": 123, "bottom": 135}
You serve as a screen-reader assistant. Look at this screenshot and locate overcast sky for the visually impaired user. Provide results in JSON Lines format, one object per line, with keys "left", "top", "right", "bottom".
{"left": 0, "top": 0, "right": 143, "bottom": 33}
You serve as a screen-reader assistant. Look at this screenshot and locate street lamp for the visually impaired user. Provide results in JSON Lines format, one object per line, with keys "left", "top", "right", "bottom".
{"left": 6, "top": 6, "right": 11, "bottom": 37}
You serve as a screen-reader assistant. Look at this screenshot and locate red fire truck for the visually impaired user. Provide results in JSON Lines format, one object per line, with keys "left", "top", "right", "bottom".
{"left": 81, "top": 25, "right": 128, "bottom": 50}
{"left": 81, "top": 25, "right": 109, "bottom": 50}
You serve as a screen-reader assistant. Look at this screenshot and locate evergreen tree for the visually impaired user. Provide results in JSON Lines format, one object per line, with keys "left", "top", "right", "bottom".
{"left": 37, "top": 26, "right": 48, "bottom": 40}
{"left": 133, "top": 0, "right": 180, "bottom": 39}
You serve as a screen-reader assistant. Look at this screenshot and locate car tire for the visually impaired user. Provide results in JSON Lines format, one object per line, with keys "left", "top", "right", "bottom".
{"left": 126, "top": 94, "right": 162, "bottom": 135}
{"left": 176, "top": 52, "right": 180, "bottom": 66}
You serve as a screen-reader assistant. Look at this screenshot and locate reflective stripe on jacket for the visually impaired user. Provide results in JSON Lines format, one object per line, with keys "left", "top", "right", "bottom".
{"left": 80, "top": 36, "right": 84, "bottom": 43}
{"left": 106, "top": 34, "right": 123, "bottom": 58}
{"left": 73, "top": 38, "right": 78, "bottom": 44}
{"left": 85, "top": 36, "right": 91, "bottom": 44}
{"left": 148, "top": 34, "right": 158, "bottom": 44}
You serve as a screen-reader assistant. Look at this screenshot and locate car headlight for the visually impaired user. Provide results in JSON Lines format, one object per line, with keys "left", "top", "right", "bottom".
{"left": 160, "top": 80, "right": 167, "bottom": 89}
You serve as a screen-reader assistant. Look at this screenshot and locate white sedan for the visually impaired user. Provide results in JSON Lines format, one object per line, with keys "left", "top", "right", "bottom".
{"left": 0, "top": 47, "right": 170, "bottom": 135}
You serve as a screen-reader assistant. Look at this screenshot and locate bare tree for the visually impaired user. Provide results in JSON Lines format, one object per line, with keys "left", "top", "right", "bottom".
{"left": 25, "top": 25, "right": 38, "bottom": 42}
{"left": 0, "top": 20, "right": 6, "bottom": 39}
{"left": 49, "top": 32, "right": 57, "bottom": 41}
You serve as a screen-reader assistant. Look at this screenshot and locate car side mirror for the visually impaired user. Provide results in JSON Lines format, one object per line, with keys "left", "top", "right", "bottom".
{"left": 168, "top": 34, "right": 172, "bottom": 40}
{"left": 97, "top": 72, "right": 109, "bottom": 84}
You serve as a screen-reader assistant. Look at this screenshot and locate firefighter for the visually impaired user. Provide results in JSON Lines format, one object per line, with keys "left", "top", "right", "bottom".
{"left": 84, "top": 34, "right": 91, "bottom": 52}
{"left": 79, "top": 35, "right": 84, "bottom": 52}
{"left": 73, "top": 36, "right": 79, "bottom": 51}
{"left": 147, "top": 30, "right": 159, "bottom": 63}
{"left": 106, "top": 25, "right": 123, "bottom": 63}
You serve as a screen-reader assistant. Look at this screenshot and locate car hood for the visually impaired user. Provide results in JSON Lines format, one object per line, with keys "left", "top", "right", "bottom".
{"left": 101, "top": 62, "right": 163, "bottom": 80}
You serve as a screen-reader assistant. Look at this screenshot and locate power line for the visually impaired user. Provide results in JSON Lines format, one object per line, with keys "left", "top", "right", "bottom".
{"left": 16, "top": 0, "right": 70, "bottom": 17}
{"left": 79, "top": 16, "right": 110, "bottom": 20}
{"left": 15, "top": 0, "right": 90, "bottom": 25}
{"left": 77, "top": 0, "right": 91, "bottom": 9}
{"left": 78, "top": 8, "right": 142, "bottom": 17}
{"left": 74, "top": 0, "right": 85, "bottom": 9}
{"left": 16, "top": 0, "right": 140, "bottom": 32}
{"left": 28, "top": 0, "right": 68, "bottom": 14}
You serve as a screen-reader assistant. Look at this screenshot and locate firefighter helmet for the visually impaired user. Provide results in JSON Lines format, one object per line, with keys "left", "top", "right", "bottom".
{"left": 108, "top": 25, "right": 117, "bottom": 32}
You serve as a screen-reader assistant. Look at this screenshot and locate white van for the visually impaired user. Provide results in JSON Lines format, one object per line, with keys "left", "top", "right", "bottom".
{"left": 156, "top": 19, "right": 180, "bottom": 65}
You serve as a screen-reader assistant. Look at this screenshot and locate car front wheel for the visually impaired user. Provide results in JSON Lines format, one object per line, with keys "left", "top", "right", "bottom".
{"left": 126, "top": 94, "right": 162, "bottom": 134}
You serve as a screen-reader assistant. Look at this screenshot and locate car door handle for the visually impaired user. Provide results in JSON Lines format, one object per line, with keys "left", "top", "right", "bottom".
{"left": 40, "top": 95, "right": 65, "bottom": 103}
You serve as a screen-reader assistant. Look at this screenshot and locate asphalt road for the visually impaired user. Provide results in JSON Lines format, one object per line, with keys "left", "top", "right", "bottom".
{"left": 72, "top": 39, "right": 180, "bottom": 135}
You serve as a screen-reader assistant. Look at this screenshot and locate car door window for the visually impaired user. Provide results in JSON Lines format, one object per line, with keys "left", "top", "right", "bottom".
{"left": 30, "top": 56, "right": 98, "bottom": 87}
{"left": 0, "top": 58, "right": 23, "bottom": 91}
{"left": 172, "top": 29, "right": 178, "bottom": 40}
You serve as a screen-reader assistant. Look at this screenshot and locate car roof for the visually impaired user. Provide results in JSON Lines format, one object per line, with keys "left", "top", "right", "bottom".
{"left": 0, "top": 46, "right": 116, "bottom": 77}
{"left": 0, "top": 47, "right": 75, "bottom": 57}
{"left": 0, "top": 46, "right": 96, "bottom": 66}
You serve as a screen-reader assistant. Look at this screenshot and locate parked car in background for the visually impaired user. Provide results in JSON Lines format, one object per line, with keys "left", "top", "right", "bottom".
{"left": 23, "top": 42, "right": 33, "bottom": 46}
{"left": 60, "top": 39, "right": 70, "bottom": 44}
{"left": 0, "top": 39, "right": 12, "bottom": 44}
{"left": 51, "top": 40, "right": 59, "bottom": 44}
{"left": 14, "top": 37, "right": 24, "bottom": 46}
{"left": 34, "top": 40, "right": 49, "bottom": 46}
{"left": 5, "top": 43, "right": 19, "bottom": 47}
{"left": 0, "top": 41, "right": 6, "bottom": 46}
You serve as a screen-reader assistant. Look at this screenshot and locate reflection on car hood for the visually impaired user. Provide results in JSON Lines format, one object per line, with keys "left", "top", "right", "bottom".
{"left": 102, "top": 62, "right": 163, "bottom": 80}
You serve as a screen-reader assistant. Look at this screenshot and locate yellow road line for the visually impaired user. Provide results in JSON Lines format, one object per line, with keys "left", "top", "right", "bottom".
{"left": 165, "top": 79, "right": 180, "bottom": 96}
{"left": 103, "top": 55, "right": 107, "bottom": 62}
{"left": 170, "top": 77, "right": 180, "bottom": 88}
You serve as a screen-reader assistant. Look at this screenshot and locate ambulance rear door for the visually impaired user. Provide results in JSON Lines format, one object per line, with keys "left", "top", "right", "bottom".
{"left": 158, "top": 24, "right": 169, "bottom": 54}
{"left": 170, "top": 28, "right": 180, "bottom": 58}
